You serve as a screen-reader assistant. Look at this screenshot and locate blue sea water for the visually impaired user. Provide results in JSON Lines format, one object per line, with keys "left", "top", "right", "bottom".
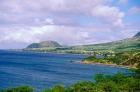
{"left": 0, "top": 50, "right": 129, "bottom": 91}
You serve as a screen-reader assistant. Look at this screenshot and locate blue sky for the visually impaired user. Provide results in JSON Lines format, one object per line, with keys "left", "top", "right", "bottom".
{"left": 0, "top": 0, "right": 140, "bottom": 49}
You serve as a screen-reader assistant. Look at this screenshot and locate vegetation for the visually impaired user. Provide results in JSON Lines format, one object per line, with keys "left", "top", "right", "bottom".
{"left": 83, "top": 50, "right": 140, "bottom": 67}
{"left": 1, "top": 86, "right": 33, "bottom": 92}
{"left": 82, "top": 56, "right": 108, "bottom": 63}
{"left": 71, "top": 37, "right": 140, "bottom": 53}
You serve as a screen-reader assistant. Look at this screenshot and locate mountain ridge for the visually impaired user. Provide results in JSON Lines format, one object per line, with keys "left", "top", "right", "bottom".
{"left": 25, "top": 32, "right": 140, "bottom": 53}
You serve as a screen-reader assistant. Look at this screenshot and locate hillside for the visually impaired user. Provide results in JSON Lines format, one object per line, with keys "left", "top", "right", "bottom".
{"left": 24, "top": 32, "right": 140, "bottom": 53}
{"left": 27, "top": 41, "right": 62, "bottom": 48}
{"left": 134, "top": 32, "right": 140, "bottom": 37}
{"left": 71, "top": 37, "right": 140, "bottom": 52}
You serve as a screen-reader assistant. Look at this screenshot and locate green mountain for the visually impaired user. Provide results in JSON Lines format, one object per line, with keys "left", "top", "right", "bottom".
{"left": 65, "top": 32, "right": 140, "bottom": 53}
{"left": 71, "top": 36, "right": 140, "bottom": 52}
{"left": 25, "top": 32, "right": 140, "bottom": 53}
{"left": 27, "top": 41, "right": 62, "bottom": 48}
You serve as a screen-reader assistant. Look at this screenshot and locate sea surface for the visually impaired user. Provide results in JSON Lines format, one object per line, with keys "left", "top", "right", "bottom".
{"left": 0, "top": 50, "right": 129, "bottom": 91}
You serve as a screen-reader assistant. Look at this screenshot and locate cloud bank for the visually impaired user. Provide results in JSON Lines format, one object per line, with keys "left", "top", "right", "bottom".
{"left": 0, "top": 0, "right": 139, "bottom": 49}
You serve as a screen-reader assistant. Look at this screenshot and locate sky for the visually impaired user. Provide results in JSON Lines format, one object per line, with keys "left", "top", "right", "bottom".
{"left": 0, "top": 0, "right": 140, "bottom": 49}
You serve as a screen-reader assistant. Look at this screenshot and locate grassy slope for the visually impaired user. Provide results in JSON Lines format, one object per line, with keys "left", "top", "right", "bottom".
{"left": 24, "top": 37, "right": 140, "bottom": 54}
{"left": 71, "top": 37, "right": 140, "bottom": 53}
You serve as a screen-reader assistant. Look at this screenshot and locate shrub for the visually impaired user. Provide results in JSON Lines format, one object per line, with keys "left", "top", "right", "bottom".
{"left": 42, "top": 85, "right": 65, "bottom": 92}
{"left": 2, "top": 86, "right": 33, "bottom": 92}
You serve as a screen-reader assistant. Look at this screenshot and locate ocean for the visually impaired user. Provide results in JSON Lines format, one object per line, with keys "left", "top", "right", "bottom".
{"left": 0, "top": 50, "right": 129, "bottom": 91}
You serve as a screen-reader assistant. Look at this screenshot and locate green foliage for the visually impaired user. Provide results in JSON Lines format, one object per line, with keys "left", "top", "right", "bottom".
{"left": 95, "top": 74, "right": 110, "bottom": 83}
{"left": 84, "top": 56, "right": 102, "bottom": 62}
{"left": 67, "top": 82, "right": 95, "bottom": 92}
{"left": 94, "top": 73, "right": 140, "bottom": 92}
{"left": 1, "top": 86, "right": 33, "bottom": 92}
{"left": 83, "top": 56, "right": 108, "bottom": 63}
{"left": 71, "top": 36, "right": 140, "bottom": 53}
{"left": 111, "top": 73, "right": 126, "bottom": 84}
{"left": 125, "top": 53, "right": 140, "bottom": 65}
{"left": 42, "top": 85, "right": 65, "bottom": 92}
{"left": 105, "top": 52, "right": 130, "bottom": 65}
{"left": 83, "top": 51, "right": 140, "bottom": 67}
{"left": 135, "top": 63, "right": 140, "bottom": 78}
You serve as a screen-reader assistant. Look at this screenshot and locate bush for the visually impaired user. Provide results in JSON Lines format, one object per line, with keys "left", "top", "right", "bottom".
{"left": 67, "top": 82, "right": 95, "bottom": 92}
{"left": 1, "top": 86, "right": 33, "bottom": 92}
{"left": 42, "top": 85, "right": 65, "bottom": 92}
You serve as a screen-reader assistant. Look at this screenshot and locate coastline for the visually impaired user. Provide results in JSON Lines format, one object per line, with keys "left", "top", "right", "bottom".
{"left": 78, "top": 61, "right": 136, "bottom": 69}
{"left": 6, "top": 49, "right": 137, "bottom": 69}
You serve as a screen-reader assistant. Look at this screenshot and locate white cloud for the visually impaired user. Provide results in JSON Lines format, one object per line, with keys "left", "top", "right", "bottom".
{"left": 0, "top": 26, "right": 56, "bottom": 43}
{"left": 0, "top": 23, "right": 139, "bottom": 49}
{"left": 0, "top": 0, "right": 139, "bottom": 49}
{"left": 128, "top": 6, "right": 140, "bottom": 15}
{"left": 92, "top": 5, "right": 124, "bottom": 27}
{"left": 0, "top": 0, "right": 124, "bottom": 27}
{"left": 45, "top": 18, "right": 54, "bottom": 24}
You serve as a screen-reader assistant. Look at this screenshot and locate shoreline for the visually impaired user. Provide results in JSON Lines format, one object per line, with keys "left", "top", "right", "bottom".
{"left": 4, "top": 49, "right": 137, "bottom": 69}
{"left": 75, "top": 61, "right": 136, "bottom": 69}
{"left": 9, "top": 49, "right": 90, "bottom": 55}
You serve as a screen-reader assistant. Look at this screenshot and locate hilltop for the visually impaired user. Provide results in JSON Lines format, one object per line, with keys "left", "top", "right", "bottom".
{"left": 27, "top": 41, "right": 62, "bottom": 48}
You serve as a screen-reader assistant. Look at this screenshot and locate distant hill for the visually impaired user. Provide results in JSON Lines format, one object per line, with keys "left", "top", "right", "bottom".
{"left": 134, "top": 32, "right": 140, "bottom": 37}
{"left": 25, "top": 32, "right": 140, "bottom": 53}
{"left": 71, "top": 36, "right": 140, "bottom": 52}
{"left": 71, "top": 31, "right": 140, "bottom": 52}
{"left": 27, "top": 41, "right": 62, "bottom": 48}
